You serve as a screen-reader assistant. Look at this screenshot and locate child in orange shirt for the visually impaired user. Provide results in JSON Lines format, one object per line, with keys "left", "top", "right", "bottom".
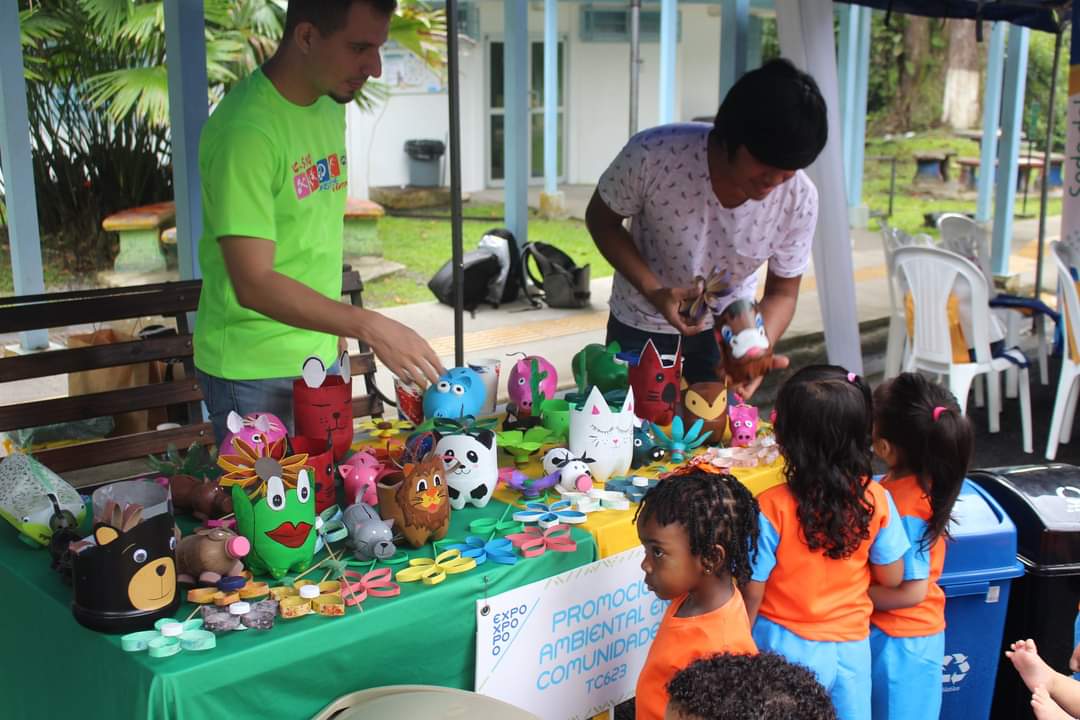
{"left": 743, "top": 365, "right": 910, "bottom": 720}
{"left": 868, "top": 373, "right": 973, "bottom": 720}
{"left": 634, "top": 470, "right": 760, "bottom": 720}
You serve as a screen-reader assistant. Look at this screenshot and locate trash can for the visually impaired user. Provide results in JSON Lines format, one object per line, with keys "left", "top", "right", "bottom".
{"left": 969, "top": 464, "right": 1080, "bottom": 720}
{"left": 404, "top": 139, "right": 445, "bottom": 187}
{"left": 939, "top": 480, "right": 1025, "bottom": 720}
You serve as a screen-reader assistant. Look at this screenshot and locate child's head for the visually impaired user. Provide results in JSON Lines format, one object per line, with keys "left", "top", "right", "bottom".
{"left": 773, "top": 364, "right": 875, "bottom": 560}
{"left": 634, "top": 471, "right": 759, "bottom": 601}
{"left": 873, "top": 372, "right": 973, "bottom": 548}
{"left": 664, "top": 652, "right": 837, "bottom": 720}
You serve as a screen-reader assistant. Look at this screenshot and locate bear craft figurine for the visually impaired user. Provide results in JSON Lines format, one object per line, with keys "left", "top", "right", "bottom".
{"left": 422, "top": 367, "right": 487, "bottom": 420}
{"left": 713, "top": 298, "right": 774, "bottom": 386}
{"left": 680, "top": 381, "right": 729, "bottom": 444}
{"left": 293, "top": 353, "right": 353, "bottom": 461}
{"left": 376, "top": 453, "right": 450, "bottom": 549}
{"left": 628, "top": 338, "right": 682, "bottom": 426}
{"left": 434, "top": 429, "right": 499, "bottom": 510}
{"left": 71, "top": 509, "right": 180, "bottom": 633}
{"left": 506, "top": 354, "right": 558, "bottom": 417}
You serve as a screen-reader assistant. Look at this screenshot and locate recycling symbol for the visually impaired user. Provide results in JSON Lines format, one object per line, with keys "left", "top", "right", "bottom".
{"left": 942, "top": 653, "right": 970, "bottom": 685}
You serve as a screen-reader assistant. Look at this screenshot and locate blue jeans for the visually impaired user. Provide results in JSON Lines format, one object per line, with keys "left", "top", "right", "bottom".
{"left": 605, "top": 314, "right": 721, "bottom": 385}
{"left": 195, "top": 369, "right": 297, "bottom": 448}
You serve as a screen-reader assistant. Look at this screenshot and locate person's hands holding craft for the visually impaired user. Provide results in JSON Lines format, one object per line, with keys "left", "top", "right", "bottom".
{"left": 645, "top": 285, "right": 708, "bottom": 336}
{"left": 359, "top": 310, "right": 445, "bottom": 387}
{"left": 728, "top": 354, "right": 790, "bottom": 401}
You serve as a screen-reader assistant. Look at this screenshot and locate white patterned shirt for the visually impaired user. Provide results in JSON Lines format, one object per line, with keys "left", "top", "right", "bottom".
{"left": 596, "top": 123, "right": 818, "bottom": 334}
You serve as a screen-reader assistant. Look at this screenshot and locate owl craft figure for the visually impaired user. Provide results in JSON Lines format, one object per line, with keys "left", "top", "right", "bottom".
{"left": 376, "top": 453, "right": 450, "bottom": 548}
{"left": 680, "top": 381, "right": 729, "bottom": 443}
{"left": 713, "top": 298, "right": 774, "bottom": 386}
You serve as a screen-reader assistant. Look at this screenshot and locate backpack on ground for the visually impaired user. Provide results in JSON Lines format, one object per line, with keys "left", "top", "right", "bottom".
{"left": 521, "top": 241, "right": 591, "bottom": 309}
{"left": 477, "top": 228, "right": 523, "bottom": 306}
{"left": 427, "top": 249, "right": 501, "bottom": 312}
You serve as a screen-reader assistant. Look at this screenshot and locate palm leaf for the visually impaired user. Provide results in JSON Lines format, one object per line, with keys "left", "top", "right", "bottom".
{"left": 75, "top": 0, "right": 133, "bottom": 36}
{"left": 84, "top": 66, "right": 171, "bottom": 128}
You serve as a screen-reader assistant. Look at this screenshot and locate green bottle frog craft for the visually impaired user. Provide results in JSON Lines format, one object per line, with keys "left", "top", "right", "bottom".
{"left": 230, "top": 456, "right": 316, "bottom": 579}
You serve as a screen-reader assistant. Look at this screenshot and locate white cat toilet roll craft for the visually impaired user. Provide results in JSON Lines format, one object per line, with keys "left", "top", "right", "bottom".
{"left": 433, "top": 429, "right": 499, "bottom": 510}
{"left": 569, "top": 386, "right": 635, "bottom": 483}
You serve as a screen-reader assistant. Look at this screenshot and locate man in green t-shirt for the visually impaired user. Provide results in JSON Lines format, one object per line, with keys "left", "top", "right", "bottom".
{"left": 194, "top": 0, "right": 444, "bottom": 445}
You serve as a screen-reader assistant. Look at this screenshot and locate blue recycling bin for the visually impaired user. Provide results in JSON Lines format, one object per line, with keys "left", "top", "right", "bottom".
{"left": 938, "top": 480, "right": 1024, "bottom": 720}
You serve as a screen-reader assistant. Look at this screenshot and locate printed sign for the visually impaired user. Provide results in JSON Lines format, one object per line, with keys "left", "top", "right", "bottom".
{"left": 475, "top": 546, "right": 664, "bottom": 719}
{"left": 381, "top": 43, "right": 444, "bottom": 94}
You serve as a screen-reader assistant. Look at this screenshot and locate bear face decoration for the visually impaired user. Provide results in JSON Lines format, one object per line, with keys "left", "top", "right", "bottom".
{"left": 680, "top": 381, "right": 729, "bottom": 443}
{"left": 628, "top": 338, "right": 682, "bottom": 426}
{"left": 422, "top": 367, "right": 487, "bottom": 420}
{"left": 293, "top": 353, "right": 354, "bottom": 461}
{"left": 569, "top": 386, "right": 635, "bottom": 484}
{"left": 713, "top": 299, "right": 774, "bottom": 386}
{"left": 434, "top": 429, "right": 498, "bottom": 510}
{"left": 71, "top": 510, "right": 179, "bottom": 633}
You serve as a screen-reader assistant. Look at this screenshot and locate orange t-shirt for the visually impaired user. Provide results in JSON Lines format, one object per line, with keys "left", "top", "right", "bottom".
{"left": 751, "top": 481, "right": 911, "bottom": 642}
{"left": 635, "top": 588, "right": 757, "bottom": 720}
{"left": 870, "top": 474, "right": 947, "bottom": 637}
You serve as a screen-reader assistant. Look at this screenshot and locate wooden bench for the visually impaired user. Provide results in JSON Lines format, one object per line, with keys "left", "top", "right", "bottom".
{"left": 101, "top": 201, "right": 176, "bottom": 274}
{"left": 0, "top": 268, "right": 383, "bottom": 484}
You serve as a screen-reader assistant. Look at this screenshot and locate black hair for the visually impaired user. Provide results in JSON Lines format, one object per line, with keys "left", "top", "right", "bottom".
{"left": 634, "top": 471, "right": 759, "bottom": 585}
{"left": 873, "top": 372, "right": 973, "bottom": 550}
{"left": 712, "top": 58, "right": 828, "bottom": 170}
{"left": 773, "top": 364, "right": 875, "bottom": 560}
{"left": 666, "top": 652, "right": 837, "bottom": 720}
{"left": 284, "top": 0, "right": 397, "bottom": 38}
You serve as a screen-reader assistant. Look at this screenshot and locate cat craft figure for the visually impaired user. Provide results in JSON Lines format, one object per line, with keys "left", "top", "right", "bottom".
{"left": 628, "top": 338, "right": 682, "bottom": 425}
{"left": 713, "top": 298, "right": 774, "bottom": 386}
{"left": 569, "top": 386, "right": 635, "bottom": 483}
{"left": 293, "top": 353, "right": 353, "bottom": 461}
{"left": 289, "top": 436, "right": 336, "bottom": 514}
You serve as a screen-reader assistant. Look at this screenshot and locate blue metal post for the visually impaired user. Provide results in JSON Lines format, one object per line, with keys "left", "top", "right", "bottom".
{"left": 837, "top": 4, "right": 859, "bottom": 199}
{"left": 992, "top": 24, "right": 1030, "bottom": 276}
{"left": 746, "top": 15, "right": 763, "bottom": 72}
{"left": 849, "top": 6, "right": 871, "bottom": 214}
{"left": 719, "top": 0, "right": 749, "bottom": 101}
{"left": 504, "top": 0, "right": 529, "bottom": 246}
{"left": 977, "top": 22, "right": 1006, "bottom": 224}
{"left": 658, "top": 0, "right": 678, "bottom": 124}
{"left": 164, "top": 0, "right": 208, "bottom": 281}
{"left": 0, "top": 2, "right": 47, "bottom": 349}
{"left": 543, "top": 0, "right": 558, "bottom": 195}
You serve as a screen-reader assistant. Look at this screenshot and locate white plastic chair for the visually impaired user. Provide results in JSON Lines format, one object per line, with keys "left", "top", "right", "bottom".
{"left": 311, "top": 685, "right": 541, "bottom": 720}
{"left": 880, "top": 224, "right": 935, "bottom": 379}
{"left": 937, "top": 212, "right": 1050, "bottom": 391}
{"left": 1045, "top": 242, "right": 1080, "bottom": 460}
{"left": 892, "top": 245, "right": 1033, "bottom": 453}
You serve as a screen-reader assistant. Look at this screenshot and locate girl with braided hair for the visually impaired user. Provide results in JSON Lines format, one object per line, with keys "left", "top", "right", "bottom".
{"left": 633, "top": 470, "right": 760, "bottom": 720}
{"left": 868, "top": 372, "right": 973, "bottom": 720}
{"left": 742, "top": 365, "right": 910, "bottom": 720}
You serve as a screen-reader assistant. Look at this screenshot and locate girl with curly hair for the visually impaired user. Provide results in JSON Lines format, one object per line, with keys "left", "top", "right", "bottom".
{"left": 742, "top": 365, "right": 910, "bottom": 720}
{"left": 868, "top": 373, "right": 973, "bottom": 720}
{"left": 634, "top": 470, "right": 760, "bottom": 720}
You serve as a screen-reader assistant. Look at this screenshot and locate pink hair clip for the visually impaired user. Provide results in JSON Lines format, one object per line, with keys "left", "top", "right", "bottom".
{"left": 847, "top": 372, "right": 857, "bottom": 383}
{"left": 932, "top": 406, "right": 948, "bottom": 422}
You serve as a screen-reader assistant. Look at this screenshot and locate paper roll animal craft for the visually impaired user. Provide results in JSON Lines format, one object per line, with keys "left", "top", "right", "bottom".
{"left": 71, "top": 505, "right": 179, "bottom": 633}
{"left": 231, "top": 466, "right": 317, "bottom": 580}
{"left": 569, "top": 386, "right": 635, "bottom": 484}
{"left": 422, "top": 367, "right": 487, "bottom": 420}
{"left": 376, "top": 453, "right": 450, "bottom": 548}
{"left": 289, "top": 435, "right": 337, "bottom": 514}
{"left": 176, "top": 527, "right": 250, "bottom": 586}
{"left": 728, "top": 401, "right": 759, "bottom": 448}
{"left": 293, "top": 353, "right": 353, "bottom": 461}
{"left": 507, "top": 354, "right": 558, "bottom": 416}
{"left": 713, "top": 298, "right": 774, "bottom": 385}
{"left": 631, "top": 424, "right": 667, "bottom": 469}
{"left": 434, "top": 428, "right": 498, "bottom": 510}
{"left": 221, "top": 412, "right": 288, "bottom": 455}
{"left": 0, "top": 452, "right": 85, "bottom": 547}
{"left": 571, "top": 342, "right": 628, "bottom": 394}
{"left": 338, "top": 450, "right": 382, "bottom": 506}
{"left": 680, "top": 381, "right": 729, "bottom": 443}
{"left": 342, "top": 501, "right": 396, "bottom": 561}
{"left": 628, "top": 338, "right": 682, "bottom": 426}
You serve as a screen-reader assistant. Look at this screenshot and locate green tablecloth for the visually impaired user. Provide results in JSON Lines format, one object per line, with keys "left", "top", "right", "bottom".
{"left": 0, "top": 500, "right": 596, "bottom": 720}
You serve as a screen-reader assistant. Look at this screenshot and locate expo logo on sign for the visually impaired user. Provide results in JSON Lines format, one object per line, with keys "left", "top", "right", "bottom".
{"left": 490, "top": 604, "right": 528, "bottom": 657}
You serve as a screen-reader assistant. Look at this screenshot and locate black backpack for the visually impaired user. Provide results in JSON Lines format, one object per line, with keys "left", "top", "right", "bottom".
{"left": 521, "top": 241, "right": 591, "bottom": 309}
{"left": 427, "top": 249, "right": 501, "bottom": 312}
{"left": 477, "top": 228, "right": 523, "bottom": 306}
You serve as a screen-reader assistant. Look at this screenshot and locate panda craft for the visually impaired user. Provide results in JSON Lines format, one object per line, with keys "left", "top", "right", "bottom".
{"left": 434, "top": 429, "right": 499, "bottom": 510}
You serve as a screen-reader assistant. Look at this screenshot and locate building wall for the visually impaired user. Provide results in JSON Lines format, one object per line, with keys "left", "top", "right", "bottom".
{"left": 346, "top": 2, "right": 722, "bottom": 197}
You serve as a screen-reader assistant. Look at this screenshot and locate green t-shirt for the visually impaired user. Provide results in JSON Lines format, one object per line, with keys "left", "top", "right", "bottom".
{"left": 194, "top": 69, "right": 347, "bottom": 380}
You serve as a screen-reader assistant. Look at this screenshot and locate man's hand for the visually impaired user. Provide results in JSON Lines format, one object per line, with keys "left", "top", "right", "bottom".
{"left": 358, "top": 310, "right": 445, "bottom": 387}
{"left": 729, "top": 354, "right": 790, "bottom": 401}
{"left": 644, "top": 285, "right": 708, "bottom": 336}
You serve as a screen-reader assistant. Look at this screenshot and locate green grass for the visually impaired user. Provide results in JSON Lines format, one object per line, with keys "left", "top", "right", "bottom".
{"left": 361, "top": 202, "right": 613, "bottom": 308}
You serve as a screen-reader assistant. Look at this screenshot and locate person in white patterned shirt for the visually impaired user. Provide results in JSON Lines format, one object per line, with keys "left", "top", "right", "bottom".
{"left": 585, "top": 59, "right": 827, "bottom": 399}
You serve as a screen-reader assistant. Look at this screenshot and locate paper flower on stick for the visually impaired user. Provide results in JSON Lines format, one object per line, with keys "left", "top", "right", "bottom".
{"left": 446, "top": 536, "right": 518, "bottom": 565}
{"left": 512, "top": 500, "right": 588, "bottom": 529}
{"left": 217, "top": 438, "right": 309, "bottom": 499}
{"left": 357, "top": 418, "right": 413, "bottom": 439}
{"left": 340, "top": 567, "right": 401, "bottom": 607}
{"left": 395, "top": 549, "right": 477, "bottom": 586}
{"left": 507, "top": 525, "right": 578, "bottom": 558}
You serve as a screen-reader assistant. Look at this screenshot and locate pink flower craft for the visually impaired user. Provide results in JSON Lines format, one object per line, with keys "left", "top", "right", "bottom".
{"left": 339, "top": 567, "right": 401, "bottom": 607}
{"left": 507, "top": 525, "right": 578, "bottom": 558}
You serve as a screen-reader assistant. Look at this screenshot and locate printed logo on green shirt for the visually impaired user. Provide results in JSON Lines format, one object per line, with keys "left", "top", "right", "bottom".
{"left": 293, "top": 152, "right": 348, "bottom": 199}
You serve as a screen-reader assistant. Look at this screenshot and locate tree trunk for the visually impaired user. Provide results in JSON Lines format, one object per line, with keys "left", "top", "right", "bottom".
{"left": 941, "top": 19, "right": 981, "bottom": 129}
{"left": 896, "top": 15, "right": 931, "bottom": 129}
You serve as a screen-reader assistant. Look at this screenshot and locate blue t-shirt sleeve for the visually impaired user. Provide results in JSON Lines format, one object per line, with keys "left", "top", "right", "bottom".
{"left": 750, "top": 512, "right": 780, "bottom": 582}
{"left": 870, "top": 488, "right": 911, "bottom": 566}
{"left": 899, "top": 516, "right": 932, "bottom": 581}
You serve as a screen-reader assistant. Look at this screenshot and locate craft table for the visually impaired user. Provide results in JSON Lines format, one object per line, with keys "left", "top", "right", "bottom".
{"left": 0, "top": 499, "right": 596, "bottom": 720}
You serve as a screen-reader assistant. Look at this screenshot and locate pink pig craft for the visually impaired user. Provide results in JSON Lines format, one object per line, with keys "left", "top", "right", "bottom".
{"left": 338, "top": 450, "right": 383, "bottom": 506}
{"left": 728, "top": 402, "right": 759, "bottom": 448}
